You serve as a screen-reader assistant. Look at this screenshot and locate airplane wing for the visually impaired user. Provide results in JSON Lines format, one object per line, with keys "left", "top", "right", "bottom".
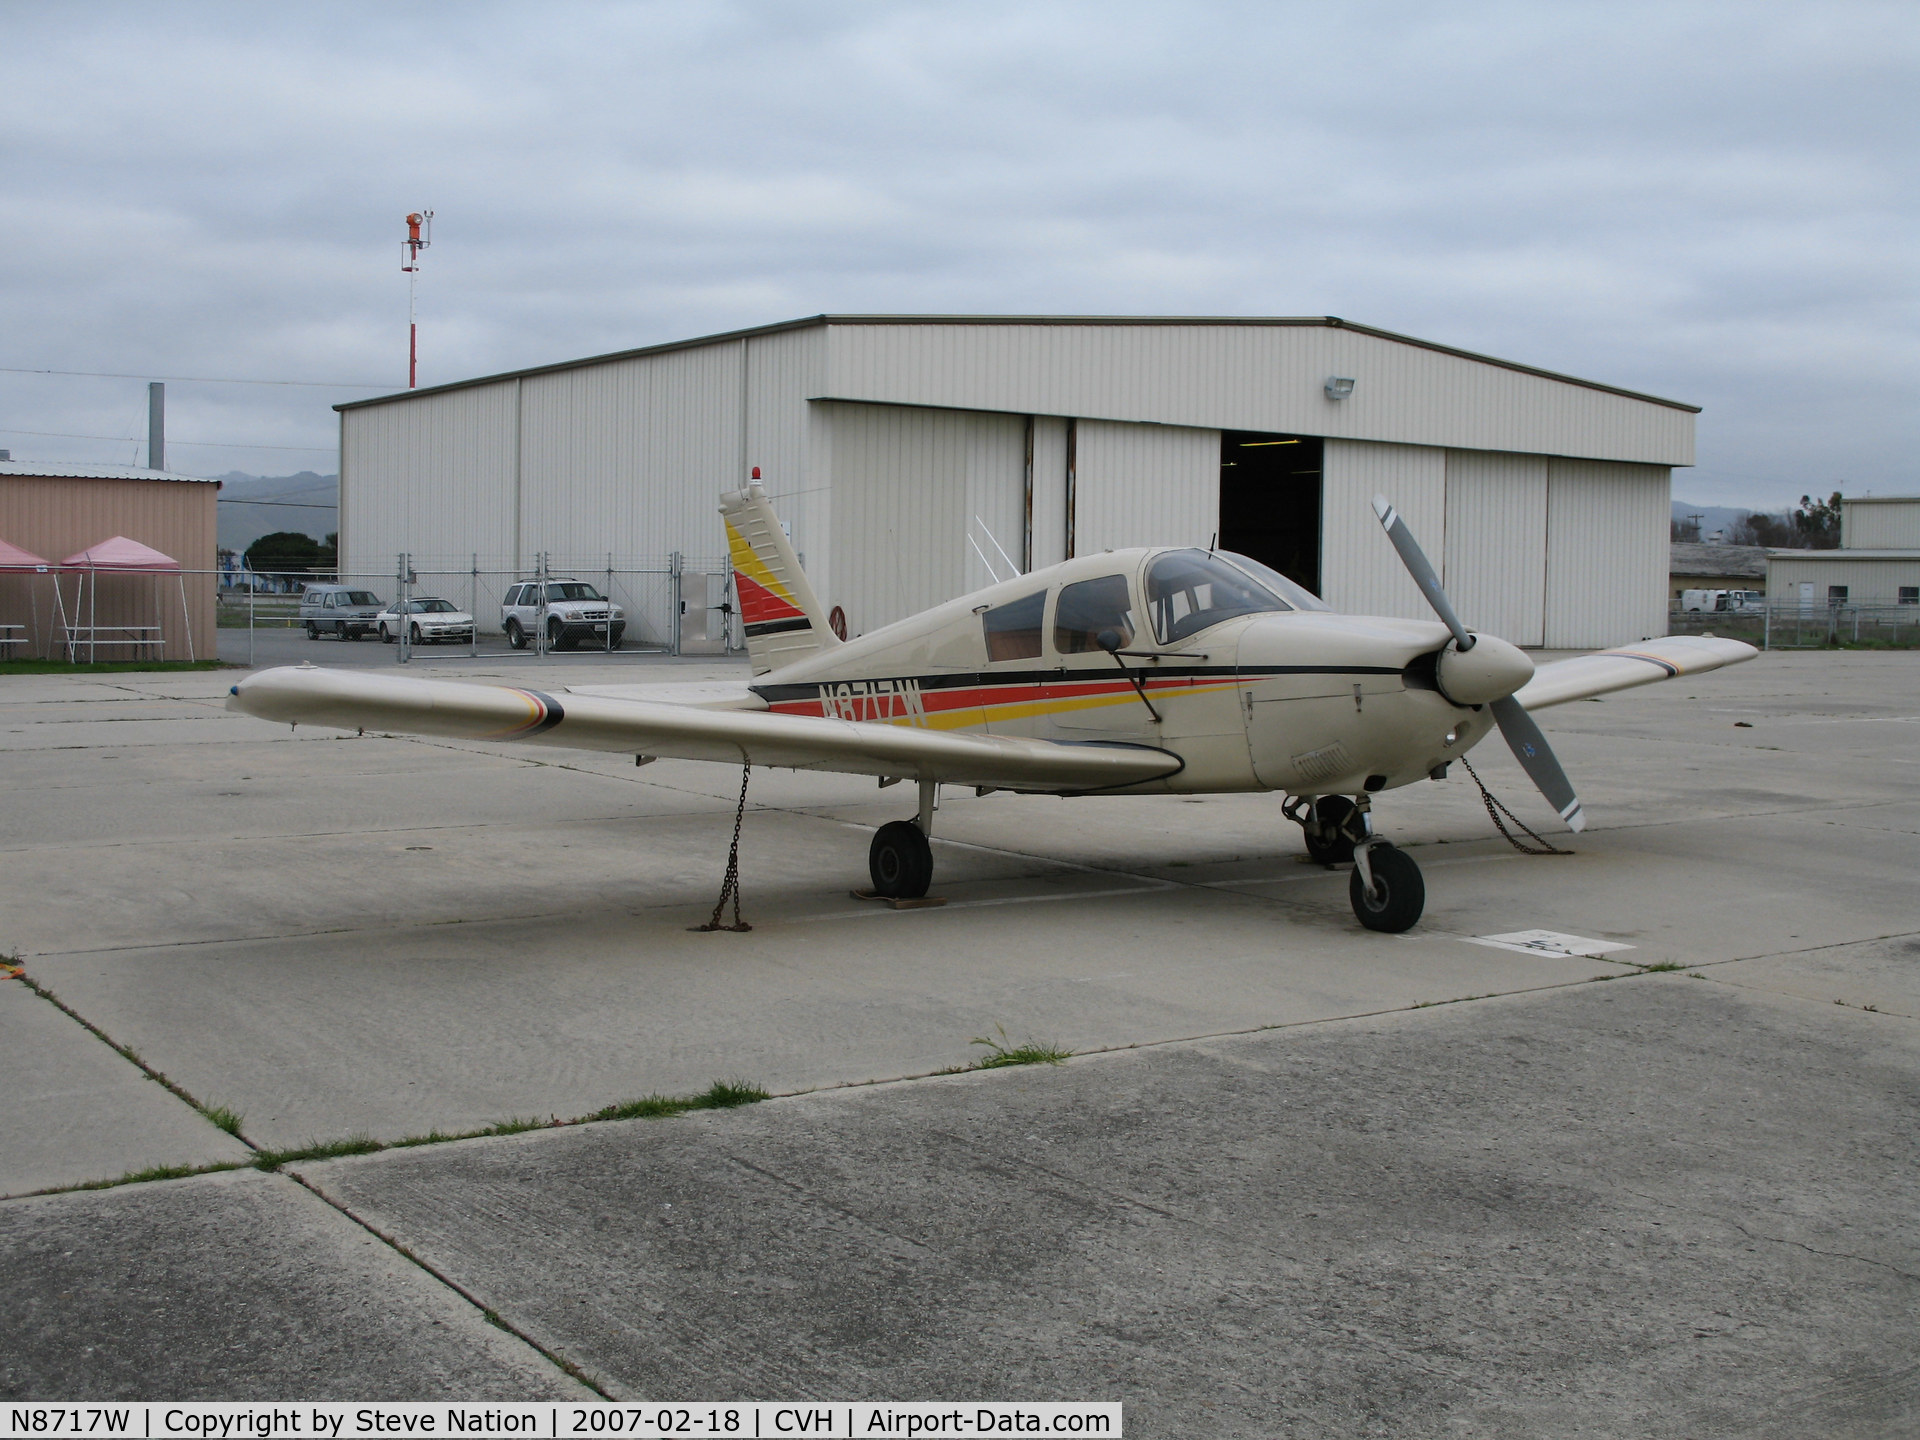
{"left": 227, "top": 666, "right": 1180, "bottom": 792}
{"left": 1514, "top": 635, "right": 1758, "bottom": 711}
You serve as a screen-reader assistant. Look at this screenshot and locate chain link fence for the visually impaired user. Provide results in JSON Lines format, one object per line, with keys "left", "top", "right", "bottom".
{"left": 212, "top": 552, "right": 743, "bottom": 665}
{"left": 1668, "top": 602, "right": 1920, "bottom": 649}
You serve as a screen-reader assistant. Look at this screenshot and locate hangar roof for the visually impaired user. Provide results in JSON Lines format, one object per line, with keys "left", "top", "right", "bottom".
{"left": 335, "top": 314, "right": 1699, "bottom": 415}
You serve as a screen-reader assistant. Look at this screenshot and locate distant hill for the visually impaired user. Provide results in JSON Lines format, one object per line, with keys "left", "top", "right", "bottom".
{"left": 1672, "top": 500, "right": 1783, "bottom": 543}
{"left": 216, "top": 471, "right": 338, "bottom": 552}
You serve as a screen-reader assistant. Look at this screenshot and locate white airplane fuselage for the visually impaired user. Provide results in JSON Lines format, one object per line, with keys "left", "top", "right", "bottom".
{"left": 747, "top": 548, "right": 1525, "bottom": 798}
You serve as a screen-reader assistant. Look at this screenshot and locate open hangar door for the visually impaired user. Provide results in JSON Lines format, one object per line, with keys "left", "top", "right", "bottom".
{"left": 1219, "top": 431, "right": 1322, "bottom": 596}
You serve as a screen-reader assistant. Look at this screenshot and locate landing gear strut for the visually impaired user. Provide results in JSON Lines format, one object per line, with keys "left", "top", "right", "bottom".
{"left": 869, "top": 780, "right": 937, "bottom": 899}
{"left": 1285, "top": 792, "right": 1426, "bottom": 933}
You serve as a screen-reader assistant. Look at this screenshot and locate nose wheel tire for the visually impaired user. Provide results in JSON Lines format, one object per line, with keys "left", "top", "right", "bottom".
{"left": 1305, "top": 795, "right": 1360, "bottom": 866}
{"left": 869, "top": 820, "right": 933, "bottom": 899}
{"left": 1350, "top": 843, "right": 1424, "bottom": 933}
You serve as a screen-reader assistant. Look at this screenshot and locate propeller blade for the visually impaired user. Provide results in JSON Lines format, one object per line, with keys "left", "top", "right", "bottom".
{"left": 1490, "top": 696, "right": 1586, "bottom": 832}
{"left": 1371, "top": 494, "right": 1474, "bottom": 651}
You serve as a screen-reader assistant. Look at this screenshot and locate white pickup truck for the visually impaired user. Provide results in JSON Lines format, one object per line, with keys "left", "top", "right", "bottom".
{"left": 1679, "top": 588, "right": 1764, "bottom": 613}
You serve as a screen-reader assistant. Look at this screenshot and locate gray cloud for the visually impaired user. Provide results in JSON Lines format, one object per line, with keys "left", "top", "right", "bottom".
{"left": 1, "top": 0, "right": 1912, "bottom": 507}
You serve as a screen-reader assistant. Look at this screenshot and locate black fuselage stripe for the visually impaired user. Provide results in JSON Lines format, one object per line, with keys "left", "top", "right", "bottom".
{"left": 751, "top": 664, "right": 1400, "bottom": 704}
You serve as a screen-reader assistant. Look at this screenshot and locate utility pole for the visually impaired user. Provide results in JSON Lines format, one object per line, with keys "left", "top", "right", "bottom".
{"left": 402, "top": 211, "right": 433, "bottom": 389}
{"left": 147, "top": 382, "right": 164, "bottom": 470}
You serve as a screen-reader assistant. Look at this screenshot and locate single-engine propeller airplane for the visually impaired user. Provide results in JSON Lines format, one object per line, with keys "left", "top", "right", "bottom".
{"left": 229, "top": 483, "right": 1756, "bottom": 931}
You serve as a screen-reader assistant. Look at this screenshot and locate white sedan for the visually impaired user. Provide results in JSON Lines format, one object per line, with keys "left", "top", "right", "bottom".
{"left": 375, "top": 597, "right": 476, "bottom": 645}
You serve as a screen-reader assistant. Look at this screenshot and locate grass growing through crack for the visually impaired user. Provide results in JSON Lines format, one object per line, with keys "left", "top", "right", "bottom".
{"left": 1635, "top": 961, "right": 1688, "bottom": 973}
{"left": 968, "top": 1024, "right": 1072, "bottom": 1070}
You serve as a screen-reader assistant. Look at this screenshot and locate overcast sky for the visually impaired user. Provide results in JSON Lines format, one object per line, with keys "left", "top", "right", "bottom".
{"left": 1, "top": 0, "right": 1913, "bottom": 509}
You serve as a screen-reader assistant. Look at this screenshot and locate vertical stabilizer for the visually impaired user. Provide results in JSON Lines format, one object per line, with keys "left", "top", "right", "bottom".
{"left": 719, "top": 481, "right": 840, "bottom": 675}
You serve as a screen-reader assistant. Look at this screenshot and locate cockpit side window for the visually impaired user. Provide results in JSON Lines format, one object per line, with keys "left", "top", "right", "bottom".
{"left": 1053, "top": 574, "right": 1137, "bottom": 654}
{"left": 1145, "top": 550, "right": 1293, "bottom": 644}
{"left": 1216, "top": 551, "right": 1332, "bottom": 613}
{"left": 982, "top": 590, "right": 1046, "bottom": 661}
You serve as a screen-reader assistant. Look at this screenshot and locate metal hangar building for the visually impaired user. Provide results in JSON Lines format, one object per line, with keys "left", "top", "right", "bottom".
{"left": 335, "top": 315, "right": 1696, "bottom": 649}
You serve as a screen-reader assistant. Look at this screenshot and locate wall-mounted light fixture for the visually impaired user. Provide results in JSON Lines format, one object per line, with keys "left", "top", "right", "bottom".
{"left": 1324, "top": 376, "right": 1356, "bottom": 401}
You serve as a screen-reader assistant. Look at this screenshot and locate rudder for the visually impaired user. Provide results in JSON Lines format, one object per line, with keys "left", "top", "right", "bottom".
{"left": 719, "top": 480, "right": 840, "bottom": 675}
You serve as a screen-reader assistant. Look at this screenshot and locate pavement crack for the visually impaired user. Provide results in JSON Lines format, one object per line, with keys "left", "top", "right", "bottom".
{"left": 282, "top": 1169, "right": 615, "bottom": 1397}
{"left": 1614, "top": 1187, "right": 1920, "bottom": 1283}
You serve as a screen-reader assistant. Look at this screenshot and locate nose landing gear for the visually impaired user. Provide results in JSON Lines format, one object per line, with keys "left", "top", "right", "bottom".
{"left": 1285, "top": 792, "right": 1426, "bottom": 932}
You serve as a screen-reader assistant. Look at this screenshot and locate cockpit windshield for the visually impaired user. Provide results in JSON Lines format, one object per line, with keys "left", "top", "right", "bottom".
{"left": 1216, "top": 552, "right": 1332, "bottom": 614}
{"left": 1145, "top": 550, "right": 1292, "bottom": 644}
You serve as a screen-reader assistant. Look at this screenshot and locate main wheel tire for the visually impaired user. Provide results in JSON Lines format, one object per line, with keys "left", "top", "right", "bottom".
{"left": 505, "top": 619, "right": 527, "bottom": 650}
{"left": 1349, "top": 843, "right": 1425, "bottom": 933}
{"left": 547, "top": 618, "right": 567, "bottom": 652}
{"left": 1305, "top": 795, "right": 1359, "bottom": 866}
{"left": 869, "top": 820, "right": 933, "bottom": 899}
{"left": 410, "top": 622, "right": 423, "bottom": 646}
{"left": 305, "top": 622, "right": 319, "bottom": 639}
{"left": 379, "top": 624, "right": 394, "bottom": 644}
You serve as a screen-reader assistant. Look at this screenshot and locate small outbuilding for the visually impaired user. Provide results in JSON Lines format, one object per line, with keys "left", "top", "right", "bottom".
{"left": 1670, "top": 541, "right": 1766, "bottom": 603}
{"left": 0, "top": 461, "right": 217, "bottom": 660}
{"left": 336, "top": 315, "right": 1699, "bottom": 650}
{"left": 1766, "top": 495, "right": 1920, "bottom": 611}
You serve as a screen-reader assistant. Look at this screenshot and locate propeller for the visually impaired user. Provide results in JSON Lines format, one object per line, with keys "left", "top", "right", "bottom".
{"left": 1371, "top": 495, "right": 1586, "bottom": 832}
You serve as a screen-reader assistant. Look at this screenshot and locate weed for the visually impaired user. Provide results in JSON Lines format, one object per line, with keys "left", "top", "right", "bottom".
{"left": 200, "top": 1104, "right": 246, "bottom": 1136}
{"left": 970, "top": 1024, "right": 1072, "bottom": 1069}
{"left": 252, "top": 1136, "right": 384, "bottom": 1170}
{"left": 1637, "top": 961, "right": 1687, "bottom": 973}
{"left": 700, "top": 1079, "right": 770, "bottom": 1108}
{"left": 56, "top": 1160, "right": 248, "bottom": 1193}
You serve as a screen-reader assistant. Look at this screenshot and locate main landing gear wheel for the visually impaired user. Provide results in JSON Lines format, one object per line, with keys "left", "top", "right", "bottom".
{"left": 869, "top": 820, "right": 933, "bottom": 899}
{"left": 1305, "top": 795, "right": 1360, "bottom": 866}
{"left": 505, "top": 619, "right": 527, "bottom": 649}
{"left": 1350, "top": 843, "right": 1425, "bottom": 933}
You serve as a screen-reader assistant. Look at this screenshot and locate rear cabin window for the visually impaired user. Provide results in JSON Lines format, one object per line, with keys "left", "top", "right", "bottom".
{"left": 982, "top": 591, "right": 1046, "bottom": 661}
{"left": 1053, "top": 575, "right": 1138, "bottom": 654}
{"left": 1145, "top": 550, "right": 1293, "bottom": 644}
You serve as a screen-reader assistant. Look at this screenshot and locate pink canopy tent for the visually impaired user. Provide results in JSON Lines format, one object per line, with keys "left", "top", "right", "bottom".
{"left": 58, "top": 535, "right": 194, "bottom": 661}
{"left": 0, "top": 538, "right": 54, "bottom": 658}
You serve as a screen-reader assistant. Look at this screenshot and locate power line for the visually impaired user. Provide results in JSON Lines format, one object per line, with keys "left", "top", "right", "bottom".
{"left": 1, "top": 365, "right": 398, "bottom": 388}
{"left": 0, "top": 427, "right": 335, "bottom": 453}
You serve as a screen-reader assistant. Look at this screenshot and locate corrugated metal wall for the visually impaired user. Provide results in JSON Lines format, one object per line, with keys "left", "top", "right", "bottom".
{"left": 1072, "top": 420, "right": 1218, "bottom": 555}
{"left": 1444, "top": 450, "right": 1548, "bottom": 646}
{"left": 0, "top": 476, "right": 216, "bottom": 660}
{"left": 1544, "top": 460, "right": 1670, "bottom": 647}
{"left": 1028, "top": 415, "right": 1069, "bottom": 570}
{"left": 1767, "top": 555, "right": 1920, "bottom": 604}
{"left": 820, "top": 402, "right": 1026, "bottom": 634}
{"left": 1321, "top": 439, "right": 1446, "bottom": 618}
{"left": 1842, "top": 501, "right": 1920, "bottom": 549}
{"left": 824, "top": 322, "right": 1693, "bottom": 466}
{"left": 341, "top": 379, "right": 519, "bottom": 572}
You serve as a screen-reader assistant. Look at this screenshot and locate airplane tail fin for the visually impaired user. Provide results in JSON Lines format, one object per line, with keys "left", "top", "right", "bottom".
{"left": 719, "top": 480, "right": 840, "bottom": 676}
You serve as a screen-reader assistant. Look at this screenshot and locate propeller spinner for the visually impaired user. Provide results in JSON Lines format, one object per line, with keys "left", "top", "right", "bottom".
{"left": 1372, "top": 495, "right": 1586, "bottom": 832}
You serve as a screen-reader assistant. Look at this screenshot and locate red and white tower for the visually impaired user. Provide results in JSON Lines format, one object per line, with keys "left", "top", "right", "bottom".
{"left": 402, "top": 210, "right": 433, "bottom": 388}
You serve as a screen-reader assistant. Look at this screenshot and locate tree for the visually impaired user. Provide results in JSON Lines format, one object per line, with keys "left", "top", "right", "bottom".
{"left": 1792, "top": 492, "right": 1843, "bottom": 549}
{"left": 1728, "top": 511, "right": 1795, "bottom": 547}
{"left": 317, "top": 532, "right": 338, "bottom": 574}
{"left": 244, "top": 530, "right": 322, "bottom": 576}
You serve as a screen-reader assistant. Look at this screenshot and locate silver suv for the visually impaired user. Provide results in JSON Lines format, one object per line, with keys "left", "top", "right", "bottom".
{"left": 501, "top": 579, "right": 626, "bottom": 651}
{"left": 299, "top": 584, "right": 386, "bottom": 641}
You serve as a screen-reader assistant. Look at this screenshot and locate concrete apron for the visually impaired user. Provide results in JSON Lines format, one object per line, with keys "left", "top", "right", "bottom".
{"left": 2, "top": 653, "right": 1917, "bottom": 1180}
